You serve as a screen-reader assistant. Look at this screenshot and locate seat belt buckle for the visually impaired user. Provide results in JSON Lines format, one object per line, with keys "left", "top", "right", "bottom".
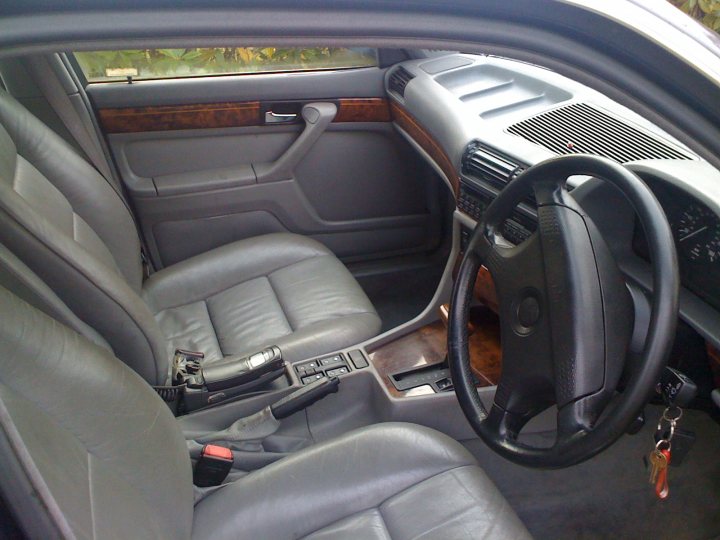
{"left": 193, "top": 444, "right": 234, "bottom": 487}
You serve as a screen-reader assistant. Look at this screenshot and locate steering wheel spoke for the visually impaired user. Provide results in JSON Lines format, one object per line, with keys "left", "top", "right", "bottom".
{"left": 484, "top": 233, "right": 555, "bottom": 414}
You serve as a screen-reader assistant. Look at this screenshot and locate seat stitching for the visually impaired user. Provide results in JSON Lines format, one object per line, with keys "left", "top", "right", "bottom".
{"left": 377, "top": 464, "right": 477, "bottom": 509}
{"left": 303, "top": 509, "right": 392, "bottom": 540}
{"left": 1, "top": 378, "right": 170, "bottom": 525}
{"left": 376, "top": 505, "right": 393, "bottom": 540}
{"left": 145, "top": 252, "right": 336, "bottom": 312}
{"left": 202, "top": 299, "right": 224, "bottom": 357}
{"left": 88, "top": 452, "right": 97, "bottom": 538}
{"left": 379, "top": 466, "right": 484, "bottom": 540}
{"left": 0, "top": 386, "right": 77, "bottom": 539}
{"left": 265, "top": 275, "right": 294, "bottom": 332}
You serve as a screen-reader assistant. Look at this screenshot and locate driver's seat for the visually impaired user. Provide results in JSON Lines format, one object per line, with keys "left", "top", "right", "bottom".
{"left": 0, "top": 286, "right": 529, "bottom": 539}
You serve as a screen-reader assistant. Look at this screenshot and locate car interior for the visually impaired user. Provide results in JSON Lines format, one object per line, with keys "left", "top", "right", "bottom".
{"left": 0, "top": 3, "right": 719, "bottom": 539}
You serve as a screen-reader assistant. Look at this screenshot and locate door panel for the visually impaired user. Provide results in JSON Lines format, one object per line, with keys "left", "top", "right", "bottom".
{"left": 86, "top": 68, "right": 446, "bottom": 268}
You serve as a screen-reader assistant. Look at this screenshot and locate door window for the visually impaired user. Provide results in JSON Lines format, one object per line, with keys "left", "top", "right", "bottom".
{"left": 74, "top": 47, "right": 377, "bottom": 83}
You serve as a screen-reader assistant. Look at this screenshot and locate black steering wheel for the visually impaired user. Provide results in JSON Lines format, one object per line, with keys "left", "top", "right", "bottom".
{"left": 448, "top": 154, "right": 679, "bottom": 468}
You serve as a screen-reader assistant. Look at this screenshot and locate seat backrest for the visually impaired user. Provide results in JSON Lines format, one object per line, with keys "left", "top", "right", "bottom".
{"left": 0, "top": 286, "right": 194, "bottom": 539}
{"left": 0, "top": 240, "right": 111, "bottom": 350}
{"left": 0, "top": 89, "right": 170, "bottom": 384}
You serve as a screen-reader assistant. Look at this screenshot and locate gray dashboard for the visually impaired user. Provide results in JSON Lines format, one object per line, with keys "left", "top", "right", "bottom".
{"left": 387, "top": 53, "right": 720, "bottom": 349}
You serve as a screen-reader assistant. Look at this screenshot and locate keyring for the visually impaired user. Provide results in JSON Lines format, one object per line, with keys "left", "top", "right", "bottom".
{"left": 662, "top": 405, "right": 683, "bottom": 423}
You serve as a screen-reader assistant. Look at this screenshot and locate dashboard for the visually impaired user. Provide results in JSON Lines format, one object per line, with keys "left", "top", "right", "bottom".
{"left": 633, "top": 176, "right": 720, "bottom": 312}
{"left": 385, "top": 53, "right": 720, "bottom": 350}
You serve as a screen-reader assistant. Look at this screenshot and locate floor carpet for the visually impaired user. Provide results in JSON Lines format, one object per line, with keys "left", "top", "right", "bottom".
{"left": 463, "top": 405, "right": 720, "bottom": 539}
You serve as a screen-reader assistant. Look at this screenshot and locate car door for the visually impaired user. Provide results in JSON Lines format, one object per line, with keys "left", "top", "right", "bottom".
{"left": 70, "top": 47, "right": 445, "bottom": 269}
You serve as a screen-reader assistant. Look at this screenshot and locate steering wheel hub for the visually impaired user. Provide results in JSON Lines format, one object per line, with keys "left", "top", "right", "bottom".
{"left": 515, "top": 292, "right": 541, "bottom": 332}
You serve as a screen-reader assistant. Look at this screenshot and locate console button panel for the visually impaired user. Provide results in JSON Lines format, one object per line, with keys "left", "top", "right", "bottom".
{"left": 295, "top": 354, "right": 352, "bottom": 384}
{"left": 458, "top": 182, "right": 536, "bottom": 245}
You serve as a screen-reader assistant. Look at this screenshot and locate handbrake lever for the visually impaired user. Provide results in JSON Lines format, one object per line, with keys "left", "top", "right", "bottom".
{"left": 271, "top": 376, "right": 340, "bottom": 419}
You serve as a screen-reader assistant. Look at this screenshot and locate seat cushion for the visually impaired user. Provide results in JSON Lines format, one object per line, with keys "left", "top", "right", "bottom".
{"left": 192, "top": 423, "right": 530, "bottom": 540}
{"left": 143, "top": 233, "right": 381, "bottom": 363}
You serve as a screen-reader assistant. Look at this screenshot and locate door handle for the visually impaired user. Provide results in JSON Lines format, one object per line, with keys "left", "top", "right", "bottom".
{"left": 265, "top": 111, "right": 298, "bottom": 124}
{"left": 255, "top": 102, "right": 337, "bottom": 183}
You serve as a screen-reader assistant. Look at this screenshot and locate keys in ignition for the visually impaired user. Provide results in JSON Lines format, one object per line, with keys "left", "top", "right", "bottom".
{"left": 648, "top": 444, "right": 669, "bottom": 484}
{"left": 655, "top": 447, "right": 672, "bottom": 500}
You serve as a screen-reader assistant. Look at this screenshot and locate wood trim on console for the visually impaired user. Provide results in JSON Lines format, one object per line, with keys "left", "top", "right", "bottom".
{"left": 389, "top": 101, "right": 460, "bottom": 195}
{"left": 98, "top": 97, "right": 391, "bottom": 134}
{"left": 474, "top": 266, "right": 499, "bottom": 313}
{"left": 368, "top": 308, "right": 501, "bottom": 398}
{"left": 368, "top": 321, "right": 449, "bottom": 398}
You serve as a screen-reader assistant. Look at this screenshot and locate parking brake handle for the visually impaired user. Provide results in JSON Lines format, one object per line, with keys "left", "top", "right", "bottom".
{"left": 271, "top": 376, "right": 340, "bottom": 419}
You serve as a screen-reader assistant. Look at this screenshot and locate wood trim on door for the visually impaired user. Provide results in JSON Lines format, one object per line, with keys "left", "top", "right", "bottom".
{"left": 97, "top": 98, "right": 391, "bottom": 133}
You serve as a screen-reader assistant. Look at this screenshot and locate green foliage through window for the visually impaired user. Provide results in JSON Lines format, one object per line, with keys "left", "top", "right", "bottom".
{"left": 74, "top": 47, "right": 377, "bottom": 82}
{"left": 669, "top": 0, "right": 720, "bottom": 32}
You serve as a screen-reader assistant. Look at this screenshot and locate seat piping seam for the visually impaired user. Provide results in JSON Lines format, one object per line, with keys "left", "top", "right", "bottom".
{"left": 202, "top": 299, "right": 224, "bottom": 357}
{"left": 377, "top": 464, "right": 477, "bottom": 509}
{"left": 145, "top": 252, "right": 335, "bottom": 312}
{"left": 376, "top": 465, "right": 480, "bottom": 539}
{"left": 265, "top": 274, "right": 294, "bottom": 333}
{"left": 0, "top": 379, "right": 172, "bottom": 529}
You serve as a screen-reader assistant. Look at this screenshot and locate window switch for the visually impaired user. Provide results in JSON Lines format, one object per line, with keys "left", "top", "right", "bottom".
{"left": 302, "top": 373, "right": 325, "bottom": 385}
{"left": 326, "top": 366, "right": 349, "bottom": 377}
{"left": 320, "top": 354, "right": 344, "bottom": 366}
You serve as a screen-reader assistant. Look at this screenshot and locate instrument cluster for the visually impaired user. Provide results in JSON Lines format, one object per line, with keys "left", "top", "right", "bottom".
{"left": 633, "top": 176, "right": 720, "bottom": 311}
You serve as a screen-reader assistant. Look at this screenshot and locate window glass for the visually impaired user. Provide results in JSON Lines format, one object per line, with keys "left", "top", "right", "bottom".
{"left": 74, "top": 47, "right": 377, "bottom": 82}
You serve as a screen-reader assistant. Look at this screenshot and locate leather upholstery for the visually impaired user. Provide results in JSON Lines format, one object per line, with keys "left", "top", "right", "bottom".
{"left": 0, "top": 286, "right": 530, "bottom": 539}
{"left": 143, "top": 233, "right": 381, "bottom": 363}
{"left": 0, "top": 107, "right": 171, "bottom": 383}
{"left": 0, "top": 89, "right": 381, "bottom": 384}
{"left": 0, "top": 287, "right": 194, "bottom": 539}
{"left": 0, "top": 89, "right": 142, "bottom": 287}
{"left": 193, "top": 423, "right": 530, "bottom": 540}
{"left": 0, "top": 241, "right": 111, "bottom": 350}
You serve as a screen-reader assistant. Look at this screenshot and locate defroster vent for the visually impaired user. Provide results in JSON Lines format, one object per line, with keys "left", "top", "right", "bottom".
{"left": 506, "top": 103, "right": 693, "bottom": 163}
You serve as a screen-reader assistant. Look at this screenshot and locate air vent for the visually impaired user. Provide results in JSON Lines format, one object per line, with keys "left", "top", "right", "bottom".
{"left": 507, "top": 103, "right": 693, "bottom": 163}
{"left": 462, "top": 142, "right": 525, "bottom": 192}
{"left": 388, "top": 66, "right": 415, "bottom": 97}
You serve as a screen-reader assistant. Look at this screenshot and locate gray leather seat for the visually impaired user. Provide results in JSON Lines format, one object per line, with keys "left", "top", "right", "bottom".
{"left": 0, "top": 287, "right": 530, "bottom": 539}
{"left": 0, "top": 89, "right": 381, "bottom": 385}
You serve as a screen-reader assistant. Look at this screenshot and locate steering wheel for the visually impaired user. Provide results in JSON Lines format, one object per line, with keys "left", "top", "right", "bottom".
{"left": 448, "top": 154, "right": 679, "bottom": 468}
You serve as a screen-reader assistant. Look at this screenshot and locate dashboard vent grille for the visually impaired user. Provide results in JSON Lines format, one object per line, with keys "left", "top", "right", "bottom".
{"left": 388, "top": 67, "right": 415, "bottom": 97}
{"left": 506, "top": 103, "right": 693, "bottom": 163}
{"left": 462, "top": 143, "right": 525, "bottom": 192}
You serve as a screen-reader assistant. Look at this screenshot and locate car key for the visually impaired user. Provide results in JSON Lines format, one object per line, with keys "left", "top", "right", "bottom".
{"left": 654, "top": 367, "right": 697, "bottom": 466}
{"left": 648, "top": 444, "right": 669, "bottom": 484}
